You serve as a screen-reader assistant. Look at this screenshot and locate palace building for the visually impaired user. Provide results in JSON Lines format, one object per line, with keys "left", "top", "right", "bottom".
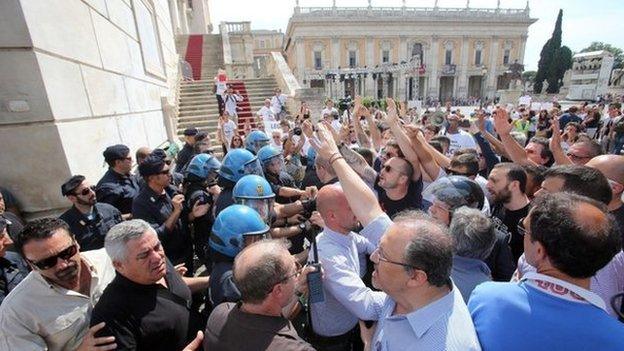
{"left": 283, "top": 1, "right": 536, "bottom": 102}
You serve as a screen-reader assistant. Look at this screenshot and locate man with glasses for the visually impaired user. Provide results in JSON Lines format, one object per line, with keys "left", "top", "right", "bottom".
{"left": 132, "top": 154, "right": 193, "bottom": 272}
{"left": 96, "top": 144, "right": 140, "bottom": 219}
{"left": 469, "top": 193, "right": 624, "bottom": 349}
{"left": 309, "top": 124, "right": 480, "bottom": 350}
{"left": 59, "top": 175, "right": 122, "bottom": 251}
{"left": 0, "top": 217, "right": 117, "bottom": 350}
{"left": 204, "top": 239, "right": 315, "bottom": 350}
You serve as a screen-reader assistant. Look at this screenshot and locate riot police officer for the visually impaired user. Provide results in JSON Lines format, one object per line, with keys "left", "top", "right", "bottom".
{"left": 244, "top": 130, "right": 270, "bottom": 155}
{"left": 214, "top": 148, "right": 264, "bottom": 217}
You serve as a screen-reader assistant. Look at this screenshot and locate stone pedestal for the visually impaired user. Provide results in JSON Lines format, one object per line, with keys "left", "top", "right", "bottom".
{"left": 497, "top": 88, "right": 523, "bottom": 106}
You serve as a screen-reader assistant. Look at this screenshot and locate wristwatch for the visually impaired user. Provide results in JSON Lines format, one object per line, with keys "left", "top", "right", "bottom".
{"left": 299, "top": 222, "right": 307, "bottom": 231}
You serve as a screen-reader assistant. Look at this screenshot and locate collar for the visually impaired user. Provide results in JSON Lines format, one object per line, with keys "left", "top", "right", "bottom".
{"left": 33, "top": 253, "right": 99, "bottom": 296}
{"left": 233, "top": 302, "right": 290, "bottom": 332}
{"left": 70, "top": 205, "right": 99, "bottom": 225}
{"left": 321, "top": 227, "right": 354, "bottom": 249}
{"left": 521, "top": 272, "right": 606, "bottom": 311}
{"left": 145, "top": 186, "right": 168, "bottom": 202}
{"left": 452, "top": 255, "right": 491, "bottom": 275}
{"left": 385, "top": 282, "right": 456, "bottom": 339}
{"left": 113, "top": 264, "right": 171, "bottom": 291}
{"left": 108, "top": 168, "right": 130, "bottom": 180}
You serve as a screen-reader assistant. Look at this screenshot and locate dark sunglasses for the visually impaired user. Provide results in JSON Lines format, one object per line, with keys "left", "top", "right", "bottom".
{"left": 383, "top": 164, "right": 405, "bottom": 175}
{"left": 74, "top": 185, "right": 96, "bottom": 196}
{"left": 29, "top": 243, "right": 78, "bottom": 270}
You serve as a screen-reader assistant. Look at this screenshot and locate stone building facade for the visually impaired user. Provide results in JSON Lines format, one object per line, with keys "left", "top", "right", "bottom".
{"left": 284, "top": 2, "right": 536, "bottom": 102}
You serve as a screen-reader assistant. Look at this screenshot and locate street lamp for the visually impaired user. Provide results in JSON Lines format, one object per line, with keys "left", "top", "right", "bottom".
{"left": 481, "top": 67, "right": 488, "bottom": 101}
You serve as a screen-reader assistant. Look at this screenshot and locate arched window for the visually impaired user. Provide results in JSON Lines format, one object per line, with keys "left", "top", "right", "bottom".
{"left": 411, "top": 43, "right": 423, "bottom": 64}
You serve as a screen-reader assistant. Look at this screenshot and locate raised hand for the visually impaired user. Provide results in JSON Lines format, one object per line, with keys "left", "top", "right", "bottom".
{"left": 302, "top": 119, "right": 314, "bottom": 138}
{"left": 76, "top": 322, "right": 116, "bottom": 351}
{"left": 309, "top": 123, "right": 340, "bottom": 161}
{"left": 493, "top": 107, "right": 513, "bottom": 135}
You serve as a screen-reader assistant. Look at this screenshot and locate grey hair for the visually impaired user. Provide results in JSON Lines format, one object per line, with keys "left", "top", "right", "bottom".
{"left": 510, "top": 131, "right": 527, "bottom": 147}
{"left": 448, "top": 207, "right": 496, "bottom": 260}
{"left": 105, "top": 219, "right": 156, "bottom": 262}
{"left": 393, "top": 210, "right": 453, "bottom": 287}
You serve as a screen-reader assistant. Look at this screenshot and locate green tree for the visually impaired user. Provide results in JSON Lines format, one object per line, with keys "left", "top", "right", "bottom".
{"left": 534, "top": 10, "right": 572, "bottom": 94}
{"left": 522, "top": 70, "right": 537, "bottom": 82}
{"left": 580, "top": 41, "right": 623, "bottom": 69}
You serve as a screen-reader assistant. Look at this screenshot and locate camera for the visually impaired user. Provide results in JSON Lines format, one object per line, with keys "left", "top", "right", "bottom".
{"left": 331, "top": 110, "right": 340, "bottom": 120}
{"left": 293, "top": 127, "right": 302, "bottom": 136}
{"left": 338, "top": 97, "right": 353, "bottom": 112}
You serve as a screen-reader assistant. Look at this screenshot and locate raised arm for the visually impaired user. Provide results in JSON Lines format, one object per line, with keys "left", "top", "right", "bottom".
{"left": 385, "top": 98, "right": 422, "bottom": 181}
{"left": 548, "top": 117, "right": 573, "bottom": 165}
{"left": 404, "top": 125, "right": 442, "bottom": 182}
{"left": 493, "top": 108, "right": 537, "bottom": 166}
{"left": 310, "top": 124, "right": 385, "bottom": 226}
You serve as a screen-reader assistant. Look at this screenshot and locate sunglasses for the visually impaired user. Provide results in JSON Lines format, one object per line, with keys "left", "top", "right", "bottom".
{"left": 383, "top": 164, "right": 404, "bottom": 175}
{"left": 74, "top": 185, "right": 96, "bottom": 197}
{"left": 29, "top": 243, "right": 78, "bottom": 270}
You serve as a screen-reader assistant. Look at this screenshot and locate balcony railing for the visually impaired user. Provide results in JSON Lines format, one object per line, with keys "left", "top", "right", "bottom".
{"left": 294, "top": 6, "right": 531, "bottom": 19}
{"left": 441, "top": 64, "right": 456, "bottom": 75}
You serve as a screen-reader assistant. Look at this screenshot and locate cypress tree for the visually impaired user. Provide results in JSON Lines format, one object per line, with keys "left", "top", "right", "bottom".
{"left": 534, "top": 9, "right": 571, "bottom": 94}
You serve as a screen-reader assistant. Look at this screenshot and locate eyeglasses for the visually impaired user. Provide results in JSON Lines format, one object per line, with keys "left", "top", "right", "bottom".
{"left": 566, "top": 152, "right": 591, "bottom": 161}
{"left": 74, "top": 185, "right": 96, "bottom": 197}
{"left": 517, "top": 217, "right": 528, "bottom": 236}
{"left": 28, "top": 243, "right": 78, "bottom": 270}
{"left": 372, "top": 246, "right": 418, "bottom": 269}
{"left": 280, "top": 262, "right": 303, "bottom": 283}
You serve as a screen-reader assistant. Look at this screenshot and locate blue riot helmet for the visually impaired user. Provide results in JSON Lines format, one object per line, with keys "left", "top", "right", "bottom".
{"left": 186, "top": 154, "right": 222, "bottom": 184}
{"left": 209, "top": 204, "right": 270, "bottom": 258}
{"left": 245, "top": 130, "right": 270, "bottom": 154}
{"left": 233, "top": 175, "right": 276, "bottom": 223}
{"left": 257, "top": 145, "right": 284, "bottom": 174}
{"left": 218, "top": 148, "right": 264, "bottom": 183}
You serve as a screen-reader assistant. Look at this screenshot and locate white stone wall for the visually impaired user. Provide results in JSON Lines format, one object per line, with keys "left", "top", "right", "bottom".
{"left": 0, "top": 0, "right": 180, "bottom": 217}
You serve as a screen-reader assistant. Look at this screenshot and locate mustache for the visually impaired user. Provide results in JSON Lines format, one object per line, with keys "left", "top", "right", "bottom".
{"left": 55, "top": 262, "right": 78, "bottom": 280}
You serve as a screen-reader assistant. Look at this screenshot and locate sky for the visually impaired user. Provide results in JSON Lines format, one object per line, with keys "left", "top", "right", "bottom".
{"left": 208, "top": 0, "right": 624, "bottom": 71}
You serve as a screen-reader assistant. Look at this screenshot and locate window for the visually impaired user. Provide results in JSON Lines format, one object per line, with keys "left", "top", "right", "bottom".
{"left": 382, "top": 50, "right": 390, "bottom": 63}
{"left": 349, "top": 50, "right": 357, "bottom": 68}
{"left": 503, "top": 49, "right": 510, "bottom": 65}
{"left": 259, "top": 40, "right": 265, "bottom": 49}
{"left": 314, "top": 51, "right": 322, "bottom": 70}
{"left": 411, "top": 43, "right": 423, "bottom": 64}
{"left": 445, "top": 50, "right": 452, "bottom": 65}
{"left": 475, "top": 49, "right": 482, "bottom": 65}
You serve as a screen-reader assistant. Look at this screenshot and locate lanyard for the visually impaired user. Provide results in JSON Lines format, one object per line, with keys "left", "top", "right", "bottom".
{"left": 521, "top": 272, "right": 606, "bottom": 311}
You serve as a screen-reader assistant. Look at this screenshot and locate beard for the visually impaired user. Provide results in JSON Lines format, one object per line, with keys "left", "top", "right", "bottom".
{"left": 76, "top": 196, "right": 96, "bottom": 207}
{"left": 492, "top": 186, "right": 513, "bottom": 205}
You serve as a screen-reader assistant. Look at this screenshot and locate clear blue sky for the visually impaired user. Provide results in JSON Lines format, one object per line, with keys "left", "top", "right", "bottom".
{"left": 209, "top": 0, "right": 624, "bottom": 71}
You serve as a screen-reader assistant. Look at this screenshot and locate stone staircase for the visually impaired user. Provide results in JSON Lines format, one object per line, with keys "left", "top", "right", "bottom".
{"left": 176, "top": 77, "right": 280, "bottom": 145}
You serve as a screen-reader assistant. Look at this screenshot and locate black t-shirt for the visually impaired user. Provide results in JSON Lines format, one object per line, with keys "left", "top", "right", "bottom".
{"left": 375, "top": 177, "right": 423, "bottom": 218}
{"left": 491, "top": 203, "right": 530, "bottom": 263}
{"left": 91, "top": 260, "right": 197, "bottom": 351}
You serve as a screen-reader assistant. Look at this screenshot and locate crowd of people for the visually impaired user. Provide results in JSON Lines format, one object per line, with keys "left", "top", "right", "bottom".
{"left": 0, "top": 88, "right": 623, "bottom": 351}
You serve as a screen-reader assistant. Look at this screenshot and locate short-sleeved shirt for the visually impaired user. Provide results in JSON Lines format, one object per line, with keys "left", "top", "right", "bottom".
{"left": 375, "top": 177, "right": 423, "bottom": 218}
{"left": 132, "top": 186, "right": 192, "bottom": 265}
{"left": 0, "top": 249, "right": 115, "bottom": 351}
{"left": 445, "top": 130, "right": 477, "bottom": 155}
{"left": 0, "top": 252, "right": 29, "bottom": 305}
{"left": 204, "top": 302, "right": 315, "bottom": 351}
{"left": 59, "top": 203, "right": 122, "bottom": 251}
{"left": 90, "top": 260, "right": 193, "bottom": 351}
{"left": 96, "top": 169, "right": 140, "bottom": 214}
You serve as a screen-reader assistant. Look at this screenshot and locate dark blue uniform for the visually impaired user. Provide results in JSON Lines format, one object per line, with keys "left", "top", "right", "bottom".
{"left": 175, "top": 143, "right": 195, "bottom": 173}
{"left": 96, "top": 169, "right": 140, "bottom": 215}
{"left": 132, "top": 186, "right": 193, "bottom": 269}
{"left": 59, "top": 203, "right": 122, "bottom": 251}
{"left": 0, "top": 252, "right": 29, "bottom": 305}
{"left": 208, "top": 260, "right": 239, "bottom": 306}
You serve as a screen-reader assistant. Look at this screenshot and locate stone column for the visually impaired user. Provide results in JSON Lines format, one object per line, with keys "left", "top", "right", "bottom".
{"left": 487, "top": 36, "right": 500, "bottom": 98}
{"left": 428, "top": 36, "right": 440, "bottom": 99}
{"left": 179, "top": 0, "right": 190, "bottom": 35}
{"left": 295, "top": 37, "right": 306, "bottom": 83}
{"left": 169, "top": 0, "right": 180, "bottom": 35}
{"left": 397, "top": 36, "right": 407, "bottom": 101}
{"left": 365, "top": 37, "right": 375, "bottom": 97}
{"left": 518, "top": 35, "right": 528, "bottom": 64}
{"left": 457, "top": 36, "right": 470, "bottom": 98}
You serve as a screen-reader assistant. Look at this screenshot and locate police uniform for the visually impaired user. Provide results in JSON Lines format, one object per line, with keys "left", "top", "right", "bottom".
{"left": 175, "top": 128, "right": 201, "bottom": 173}
{"left": 59, "top": 203, "right": 122, "bottom": 251}
{"left": 185, "top": 181, "right": 214, "bottom": 265}
{"left": 132, "top": 156, "right": 193, "bottom": 269}
{"left": 96, "top": 145, "right": 140, "bottom": 215}
{"left": 0, "top": 252, "right": 29, "bottom": 306}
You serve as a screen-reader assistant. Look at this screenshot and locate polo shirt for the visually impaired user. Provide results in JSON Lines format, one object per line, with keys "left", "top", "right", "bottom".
{"left": 451, "top": 255, "right": 491, "bottom": 303}
{"left": 90, "top": 260, "right": 194, "bottom": 351}
{"left": 95, "top": 168, "right": 140, "bottom": 215}
{"left": 0, "top": 249, "right": 115, "bottom": 351}
{"left": 59, "top": 203, "right": 122, "bottom": 251}
{"left": 469, "top": 274, "right": 624, "bottom": 351}
{"left": 205, "top": 302, "right": 315, "bottom": 351}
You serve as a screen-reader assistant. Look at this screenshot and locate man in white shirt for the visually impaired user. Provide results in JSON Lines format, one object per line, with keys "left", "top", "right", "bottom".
{"left": 444, "top": 114, "right": 477, "bottom": 155}
{"left": 223, "top": 86, "right": 243, "bottom": 118}
{"left": 219, "top": 112, "right": 238, "bottom": 146}
{"left": 257, "top": 99, "right": 276, "bottom": 123}
{"left": 270, "top": 88, "right": 288, "bottom": 120}
{"left": 0, "top": 217, "right": 117, "bottom": 351}
{"left": 321, "top": 99, "right": 339, "bottom": 121}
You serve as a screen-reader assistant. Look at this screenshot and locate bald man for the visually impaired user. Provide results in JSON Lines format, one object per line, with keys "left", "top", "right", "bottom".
{"left": 586, "top": 155, "right": 624, "bottom": 238}
{"left": 307, "top": 184, "right": 385, "bottom": 349}
{"left": 204, "top": 240, "right": 314, "bottom": 350}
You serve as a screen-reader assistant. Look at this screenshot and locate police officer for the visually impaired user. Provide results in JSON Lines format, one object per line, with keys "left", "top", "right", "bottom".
{"left": 59, "top": 175, "right": 122, "bottom": 251}
{"left": 132, "top": 154, "right": 194, "bottom": 272}
{"left": 0, "top": 216, "right": 28, "bottom": 306}
{"left": 96, "top": 144, "right": 140, "bottom": 218}
{"left": 175, "top": 128, "right": 206, "bottom": 173}
{"left": 244, "top": 130, "right": 271, "bottom": 155}
{"left": 214, "top": 148, "right": 264, "bottom": 217}
{"left": 257, "top": 145, "right": 308, "bottom": 204}
{"left": 184, "top": 154, "right": 222, "bottom": 267}
{"left": 207, "top": 204, "right": 269, "bottom": 306}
